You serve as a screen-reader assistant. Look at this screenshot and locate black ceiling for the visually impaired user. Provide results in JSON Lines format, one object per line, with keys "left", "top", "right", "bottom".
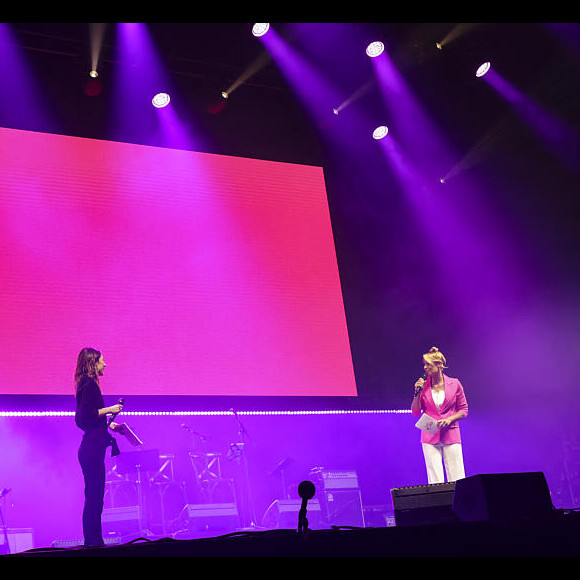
{"left": 3, "top": 22, "right": 580, "bottom": 406}
{"left": 6, "top": 22, "right": 580, "bottom": 166}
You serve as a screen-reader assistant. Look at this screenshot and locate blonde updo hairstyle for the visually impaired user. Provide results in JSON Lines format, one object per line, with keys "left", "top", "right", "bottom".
{"left": 423, "top": 346, "right": 448, "bottom": 369}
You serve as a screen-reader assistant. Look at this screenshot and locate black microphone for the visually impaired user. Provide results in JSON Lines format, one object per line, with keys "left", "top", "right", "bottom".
{"left": 414, "top": 373, "right": 427, "bottom": 397}
{"left": 297, "top": 480, "right": 316, "bottom": 535}
{"left": 108, "top": 397, "right": 124, "bottom": 425}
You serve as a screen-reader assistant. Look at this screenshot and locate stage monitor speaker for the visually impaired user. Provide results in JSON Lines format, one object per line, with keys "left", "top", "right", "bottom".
{"left": 0, "top": 528, "right": 34, "bottom": 554}
{"left": 452, "top": 472, "right": 554, "bottom": 522}
{"left": 102, "top": 506, "right": 141, "bottom": 535}
{"left": 262, "top": 499, "right": 323, "bottom": 530}
{"left": 391, "top": 482, "right": 458, "bottom": 526}
{"left": 179, "top": 503, "right": 239, "bottom": 534}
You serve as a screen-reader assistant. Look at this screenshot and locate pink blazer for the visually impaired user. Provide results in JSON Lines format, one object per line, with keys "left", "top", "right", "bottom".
{"left": 411, "top": 374, "right": 468, "bottom": 445}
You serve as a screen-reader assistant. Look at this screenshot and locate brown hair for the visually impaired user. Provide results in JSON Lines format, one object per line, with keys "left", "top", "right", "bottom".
{"left": 422, "top": 346, "right": 448, "bottom": 369}
{"left": 74, "top": 347, "right": 102, "bottom": 392}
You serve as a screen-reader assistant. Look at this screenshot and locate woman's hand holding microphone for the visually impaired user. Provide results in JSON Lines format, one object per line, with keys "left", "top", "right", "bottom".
{"left": 414, "top": 374, "right": 427, "bottom": 397}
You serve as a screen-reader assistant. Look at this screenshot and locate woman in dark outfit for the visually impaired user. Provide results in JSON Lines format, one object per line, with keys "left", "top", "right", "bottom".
{"left": 74, "top": 347, "right": 123, "bottom": 547}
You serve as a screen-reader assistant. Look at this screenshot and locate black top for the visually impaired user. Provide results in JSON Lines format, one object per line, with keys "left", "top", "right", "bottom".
{"left": 75, "top": 375, "right": 119, "bottom": 456}
{"left": 75, "top": 376, "right": 107, "bottom": 433}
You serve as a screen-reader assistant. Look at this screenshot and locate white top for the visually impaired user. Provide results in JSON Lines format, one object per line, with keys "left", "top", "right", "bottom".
{"left": 432, "top": 389, "right": 445, "bottom": 409}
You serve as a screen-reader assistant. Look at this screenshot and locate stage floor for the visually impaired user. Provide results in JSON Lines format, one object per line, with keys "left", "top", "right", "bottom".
{"left": 4, "top": 511, "right": 579, "bottom": 557}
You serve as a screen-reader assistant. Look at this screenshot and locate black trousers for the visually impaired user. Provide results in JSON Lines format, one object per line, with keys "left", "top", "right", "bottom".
{"left": 78, "top": 434, "right": 108, "bottom": 546}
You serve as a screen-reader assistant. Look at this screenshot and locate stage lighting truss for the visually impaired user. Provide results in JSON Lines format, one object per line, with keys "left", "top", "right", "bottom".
{"left": 152, "top": 92, "right": 171, "bottom": 108}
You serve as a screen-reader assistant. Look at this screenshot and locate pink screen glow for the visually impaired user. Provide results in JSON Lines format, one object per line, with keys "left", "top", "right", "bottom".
{"left": 0, "top": 127, "right": 357, "bottom": 397}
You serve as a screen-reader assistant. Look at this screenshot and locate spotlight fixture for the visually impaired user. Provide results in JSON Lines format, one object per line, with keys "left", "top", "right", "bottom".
{"left": 89, "top": 70, "right": 99, "bottom": 78}
{"left": 221, "top": 91, "right": 229, "bottom": 99}
{"left": 252, "top": 23, "right": 270, "bottom": 37}
{"left": 366, "top": 41, "right": 385, "bottom": 58}
{"left": 152, "top": 92, "right": 171, "bottom": 108}
{"left": 372, "top": 125, "right": 389, "bottom": 140}
{"left": 476, "top": 61, "right": 491, "bottom": 78}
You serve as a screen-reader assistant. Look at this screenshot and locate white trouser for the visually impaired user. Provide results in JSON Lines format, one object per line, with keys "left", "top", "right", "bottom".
{"left": 421, "top": 442, "right": 465, "bottom": 484}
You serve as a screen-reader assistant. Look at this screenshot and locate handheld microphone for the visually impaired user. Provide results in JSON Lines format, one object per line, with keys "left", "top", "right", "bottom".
{"left": 414, "top": 373, "right": 427, "bottom": 397}
{"left": 108, "top": 397, "right": 124, "bottom": 425}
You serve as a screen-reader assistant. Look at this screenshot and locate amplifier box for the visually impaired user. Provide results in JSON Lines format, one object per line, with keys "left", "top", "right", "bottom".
{"left": 391, "top": 482, "right": 458, "bottom": 526}
{"left": 262, "top": 499, "right": 323, "bottom": 529}
{"left": 325, "top": 489, "right": 365, "bottom": 527}
{"left": 320, "top": 470, "right": 359, "bottom": 490}
{"left": 179, "top": 503, "right": 239, "bottom": 533}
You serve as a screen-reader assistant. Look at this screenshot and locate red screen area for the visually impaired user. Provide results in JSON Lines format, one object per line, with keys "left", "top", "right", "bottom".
{"left": 0, "top": 127, "right": 357, "bottom": 397}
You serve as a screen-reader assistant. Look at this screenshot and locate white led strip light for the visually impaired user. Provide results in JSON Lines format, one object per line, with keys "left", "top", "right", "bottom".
{"left": 0, "top": 409, "right": 411, "bottom": 417}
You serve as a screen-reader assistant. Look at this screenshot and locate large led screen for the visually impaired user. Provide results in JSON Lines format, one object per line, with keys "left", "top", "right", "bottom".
{"left": 0, "top": 127, "right": 357, "bottom": 397}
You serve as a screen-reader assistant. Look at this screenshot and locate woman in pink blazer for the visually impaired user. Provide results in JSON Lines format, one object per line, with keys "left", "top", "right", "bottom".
{"left": 411, "top": 347, "right": 468, "bottom": 484}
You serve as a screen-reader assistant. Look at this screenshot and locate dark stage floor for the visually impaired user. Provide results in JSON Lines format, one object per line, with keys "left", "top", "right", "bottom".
{"left": 4, "top": 511, "right": 579, "bottom": 558}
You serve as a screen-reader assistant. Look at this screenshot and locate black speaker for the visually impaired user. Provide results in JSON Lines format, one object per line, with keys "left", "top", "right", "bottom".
{"left": 452, "top": 472, "right": 554, "bottom": 522}
{"left": 391, "top": 482, "right": 458, "bottom": 526}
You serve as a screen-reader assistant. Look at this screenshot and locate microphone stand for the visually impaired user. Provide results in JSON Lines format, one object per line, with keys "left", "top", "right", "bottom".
{"left": 297, "top": 481, "right": 315, "bottom": 539}
{"left": 230, "top": 409, "right": 260, "bottom": 530}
